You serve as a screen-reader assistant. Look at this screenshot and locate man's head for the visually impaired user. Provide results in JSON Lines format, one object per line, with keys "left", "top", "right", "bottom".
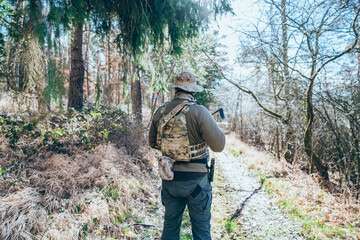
{"left": 169, "top": 72, "right": 203, "bottom": 93}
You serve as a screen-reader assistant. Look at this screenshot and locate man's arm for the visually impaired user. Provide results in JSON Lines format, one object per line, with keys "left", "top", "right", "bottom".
{"left": 148, "top": 108, "right": 162, "bottom": 149}
{"left": 191, "top": 105, "right": 226, "bottom": 152}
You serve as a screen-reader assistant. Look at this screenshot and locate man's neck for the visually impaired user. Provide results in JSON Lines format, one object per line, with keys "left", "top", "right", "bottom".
{"left": 174, "top": 92, "right": 195, "bottom": 101}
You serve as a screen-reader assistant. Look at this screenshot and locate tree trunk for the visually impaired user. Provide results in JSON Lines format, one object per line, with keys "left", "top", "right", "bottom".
{"left": 304, "top": 77, "right": 329, "bottom": 180}
{"left": 84, "top": 22, "right": 91, "bottom": 100}
{"left": 352, "top": 123, "right": 360, "bottom": 188}
{"left": 117, "top": 62, "right": 122, "bottom": 105}
{"left": 95, "top": 51, "right": 101, "bottom": 109}
{"left": 107, "top": 38, "right": 112, "bottom": 105}
{"left": 356, "top": 10, "right": 360, "bottom": 190}
{"left": 103, "top": 40, "right": 108, "bottom": 106}
{"left": 151, "top": 89, "right": 161, "bottom": 116}
{"left": 131, "top": 63, "right": 142, "bottom": 121}
{"left": 269, "top": 64, "right": 281, "bottom": 160}
{"left": 68, "top": 21, "right": 84, "bottom": 110}
{"left": 232, "top": 92, "right": 241, "bottom": 132}
{"left": 274, "top": 110, "right": 281, "bottom": 161}
{"left": 281, "top": 0, "right": 295, "bottom": 163}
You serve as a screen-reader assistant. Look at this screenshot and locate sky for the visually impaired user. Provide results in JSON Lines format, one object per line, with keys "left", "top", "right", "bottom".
{"left": 209, "top": 0, "right": 359, "bottom": 115}
{"left": 207, "top": 0, "right": 263, "bottom": 112}
{"left": 210, "top": 0, "right": 260, "bottom": 67}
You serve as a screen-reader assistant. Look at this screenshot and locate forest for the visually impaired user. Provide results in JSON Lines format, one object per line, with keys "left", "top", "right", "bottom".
{"left": 1, "top": 0, "right": 360, "bottom": 239}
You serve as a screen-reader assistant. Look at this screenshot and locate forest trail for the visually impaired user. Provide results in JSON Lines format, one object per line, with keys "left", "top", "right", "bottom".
{"left": 210, "top": 137, "right": 305, "bottom": 239}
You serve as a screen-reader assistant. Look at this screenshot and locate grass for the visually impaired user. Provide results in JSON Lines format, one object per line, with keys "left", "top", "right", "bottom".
{"left": 229, "top": 148, "right": 243, "bottom": 158}
{"left": 264, "top": 177, "right": 359, "bottom": 239}
{"left": 180, "top": 208, "right": 193, "bottom": 240}
{"left": 224, "top": 219, "right": 237, "bottom": 233}
{"left": 225, "top": 133, "right": 360, "bottom": 240}
{"left": 209, "top": 154, "right": 246, "bottom": 240}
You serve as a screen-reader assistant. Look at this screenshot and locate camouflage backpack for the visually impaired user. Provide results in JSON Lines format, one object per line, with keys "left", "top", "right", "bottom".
{"left": 156, "top": 101, "right": 208, "bottom": 162}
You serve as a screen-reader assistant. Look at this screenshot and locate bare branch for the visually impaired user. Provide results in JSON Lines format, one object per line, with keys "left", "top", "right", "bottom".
{"left": 202, "top": 49, "right": 288, "bottom": 124}
{"left": 311, "top": 7, "right": 360, "bottom": 80}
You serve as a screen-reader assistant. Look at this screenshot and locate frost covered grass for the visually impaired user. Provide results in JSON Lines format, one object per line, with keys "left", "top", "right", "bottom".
{"left": 226, "top": 133, "right": 360, "bottom": 239}
{"left": 210, "top": 166, "right": 244, "bottom": 240}
{"left": 265, "top": 175, "right": 360, "bottom": 239}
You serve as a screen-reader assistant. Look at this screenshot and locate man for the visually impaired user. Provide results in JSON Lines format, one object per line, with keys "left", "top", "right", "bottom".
{"left": 149, "top": 71, "right": 225, "bottom": 240}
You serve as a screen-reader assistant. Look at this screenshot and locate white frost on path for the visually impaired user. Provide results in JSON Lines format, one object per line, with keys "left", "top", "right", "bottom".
{"left": 212, "top": 150, "right": 305, "bottom": 240}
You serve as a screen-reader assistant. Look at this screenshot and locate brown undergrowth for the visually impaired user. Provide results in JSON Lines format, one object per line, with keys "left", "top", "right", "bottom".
{"left": 0, "top": 109, "right": 161, "bottom": 239}
{"left": 226, "top": 132, "right": 360, "bottom": 239}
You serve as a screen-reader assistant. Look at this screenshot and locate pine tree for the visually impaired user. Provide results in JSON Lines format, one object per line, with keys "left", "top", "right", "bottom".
{"left": 46, "top": 0, "right": 231, "bottom": 110}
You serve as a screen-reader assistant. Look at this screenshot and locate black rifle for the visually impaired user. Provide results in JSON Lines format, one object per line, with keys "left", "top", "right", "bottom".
{"left": 209, "top": 158, "right": 215, "bottom": 182}
{"left": 212, "top": 108, "right": 225, "bottom": 120}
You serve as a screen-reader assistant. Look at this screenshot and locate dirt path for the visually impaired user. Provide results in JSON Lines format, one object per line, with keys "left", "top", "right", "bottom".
{"left": 211, "top": 148, "right": 305, "bottom": 239}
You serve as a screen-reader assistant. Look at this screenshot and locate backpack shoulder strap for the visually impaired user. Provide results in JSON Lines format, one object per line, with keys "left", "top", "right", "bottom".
{"left": 158, "top": 100, "right": 189, "bottom": 133}
{"left": 156, "top": 100, "right": 196, "bottom": 148}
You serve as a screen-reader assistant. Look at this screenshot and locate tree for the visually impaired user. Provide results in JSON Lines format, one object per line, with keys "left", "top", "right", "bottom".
{"left": 131, "top": 63, "right": 142, "bottom": 121}
{"left": 285, "top": 1, "right": 360, "bottom": 180}
{"left": 68, "top": 20, "right": 84, "bottom": 110}
{"left": 0, "top": 0, "right": 47, "bottom": 116}
{"left": 212, "top": 0, "right": 359, "bottom": 182}
{"left": 44, "top": 0, "right": 231, "bottom": 111}
{"left": 280, "top": 0, "right": 295, "bottom": 162}
{"left": 203, "top": 0, "right": 298, "bottom": 163}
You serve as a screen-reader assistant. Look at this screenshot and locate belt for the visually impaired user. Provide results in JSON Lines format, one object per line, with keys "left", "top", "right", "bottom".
{"left": 172, "top": 163, "right": 207, "bottom": 173}
{"left": 172, "top": 158, "right": 208, "bottom": 181}
{"left": 173, "top": 172, "right": 206, "bottom": 181}
{"left": 175, "top": 158, "right": 208, "bottom": 164}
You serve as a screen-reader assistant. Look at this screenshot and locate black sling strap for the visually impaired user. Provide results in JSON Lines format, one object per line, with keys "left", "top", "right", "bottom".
{"left": 187, "top": 174, "right": 208, "bottom": 200}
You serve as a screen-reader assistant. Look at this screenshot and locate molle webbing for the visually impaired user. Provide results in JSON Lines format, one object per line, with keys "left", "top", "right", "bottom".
{"left": 156, "top": 101, "right": 188, "bottom": 148}
{"left": 188, "top": 142, "right": 208, "bottom": 159}
{"left": 156, "top": 101, "right": 209, "bottom": 162}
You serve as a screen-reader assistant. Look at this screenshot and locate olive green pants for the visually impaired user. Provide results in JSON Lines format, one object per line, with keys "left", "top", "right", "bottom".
{"left": 161, "top": 178, "right": 212, "bottom": 240}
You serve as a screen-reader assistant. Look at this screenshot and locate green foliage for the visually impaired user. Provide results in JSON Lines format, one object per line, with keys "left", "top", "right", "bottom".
{"left": 102, "top": 185, "right": 120, "bottom": 201}
{"left": 0, "top": 107, "right": 146, "bottom": 158}
{"left": 115, "top": 209, "right": 132, "bottom": 224}
{"left": 149, "top": 0, "right": 208, "bottom": 54}
{"left": 141, "top": 34, "right": 225, "bottom": 105}
{"left": 0, "top": 0, "right": 13, "bottom": 32}
{"left": 0, "top": 0, "right": 12, "bottom": 12}
{"left": 27, "top": 0, "right": 47, "bottom": 44}
{"left": 75, "top": 205, "right": 82, "bottom": 213}
{"left": 82, "top": 222, "right": 88, "bottom": 231}
{"left": 44, "top": 59, "right": 66, "bottom": 107}
{"left": 229, "top": 148, "right": 242, "bottom": 158}
{"left": 195, "top": 83, "right": 215, "bottom": 108}
{"left": 180, "top": 208, "right": 192, "bottom": 239}
{"left": 1, "top": 115, "right": 37, "bottom": 149}
{"left": 43, "top": 0, "right": 231, "bottom": 55}
{"left": 0, "top": 31, "right": 5, "bottom": 61}
{"left": 0, "top": 0, "right": 13, "bottom": 68}
{"left": 180, "top": 232, "right": 192, "bottom": 240}
{"left": 224, "top": 219, "right": 237, "bottom": 233}
{"left": 1, "top": 0, "right": 46, "bottom": 44}
{"left": 1, "top": 167, "right": 6, "bottom": 180}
